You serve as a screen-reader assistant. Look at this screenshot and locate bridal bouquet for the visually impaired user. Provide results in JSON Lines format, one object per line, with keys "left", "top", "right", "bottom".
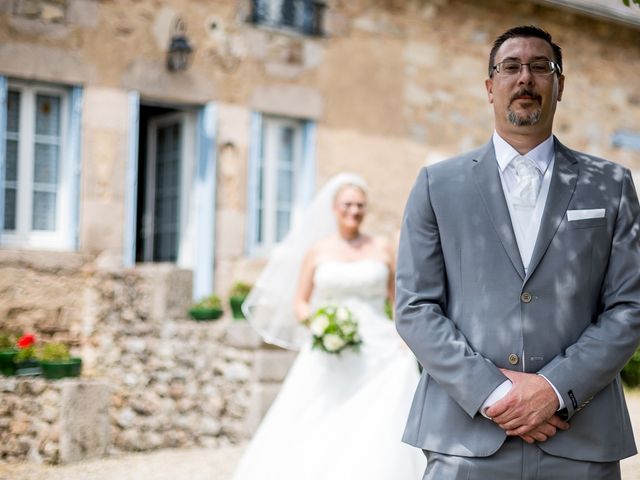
{"left": 307, "top": 305, "right": 362, "bottom": 354}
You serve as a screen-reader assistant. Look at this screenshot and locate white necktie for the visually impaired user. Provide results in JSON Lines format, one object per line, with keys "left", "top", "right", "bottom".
{"left": 511, "top": 155, "right": 541, "bottom": 207}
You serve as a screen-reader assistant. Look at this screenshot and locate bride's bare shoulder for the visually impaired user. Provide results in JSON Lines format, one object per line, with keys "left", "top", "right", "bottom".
{"left": 305, "top": 235, "right": 339, "bottom": 262}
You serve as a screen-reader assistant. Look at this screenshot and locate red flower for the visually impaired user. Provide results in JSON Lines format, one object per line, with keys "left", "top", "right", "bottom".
{"left": 17, "top": 334, "right": 36, "bottom": 349}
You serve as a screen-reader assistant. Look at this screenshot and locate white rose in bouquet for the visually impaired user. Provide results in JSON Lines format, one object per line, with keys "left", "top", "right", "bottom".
{"left": 336, "top": 307, "right": 350, "bottom": 322}
{"left": 310, "top": 314, "right": 330, "bottom": 336}
{"left": 307, "top": 305, "right": 362, "bottom": 355}
{"left": 323, "top": 333, "right": 346, "bottom": 352}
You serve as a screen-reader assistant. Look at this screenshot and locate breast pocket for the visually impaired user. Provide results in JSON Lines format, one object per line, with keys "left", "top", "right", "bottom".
{"left": 566, "top": 216, "right": 607, "bottom": 230}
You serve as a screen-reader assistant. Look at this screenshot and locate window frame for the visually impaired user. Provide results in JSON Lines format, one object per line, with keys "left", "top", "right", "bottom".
{"left": 2, "top": 80, "right": 72, "bottom": 250}
{"left": 249, "top": 114, "right": 307, "bottom": 257}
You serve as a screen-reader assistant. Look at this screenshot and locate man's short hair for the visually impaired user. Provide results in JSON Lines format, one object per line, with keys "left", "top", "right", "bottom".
{"left": 488, "top": 25, "right": 563, "bottom": 77}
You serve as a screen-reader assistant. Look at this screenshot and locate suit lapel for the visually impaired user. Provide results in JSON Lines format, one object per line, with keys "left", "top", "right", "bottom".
{"left": 525, "top": 138, "right": 579, "bottom": 283}
{"left": 472, "top": 142, "right": 526, "bottom": 280}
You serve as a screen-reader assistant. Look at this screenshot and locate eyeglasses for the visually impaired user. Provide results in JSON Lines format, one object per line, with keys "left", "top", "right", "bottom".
{"left": 491, "top": 60, "right": 561, "bottom": 76}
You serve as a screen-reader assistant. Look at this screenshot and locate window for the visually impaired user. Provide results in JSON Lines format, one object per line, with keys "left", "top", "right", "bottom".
{"left": 1, "top": 81, "right": 77, "bottom": 250}
{"left": 249, "top": 0, "right": 326, "bottom": 36}
{"left": 248, "top": 115, "right": 314, "bottom": 254}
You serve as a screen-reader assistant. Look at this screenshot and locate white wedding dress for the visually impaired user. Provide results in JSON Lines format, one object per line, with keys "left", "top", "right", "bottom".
{"left": 233, "top": 259, "right": 426, "bottom": 480}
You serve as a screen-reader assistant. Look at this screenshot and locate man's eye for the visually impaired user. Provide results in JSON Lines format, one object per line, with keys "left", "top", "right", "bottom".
{"left": 502, "top": 63, "right": 520, "bottom": 73}
{"left": 530, "top": 62, "right": 551, "bottom": 73}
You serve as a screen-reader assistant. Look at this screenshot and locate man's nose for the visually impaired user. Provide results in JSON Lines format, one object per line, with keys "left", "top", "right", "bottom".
{"left": 517, "top": 64, "right": 535, "bottom": 84}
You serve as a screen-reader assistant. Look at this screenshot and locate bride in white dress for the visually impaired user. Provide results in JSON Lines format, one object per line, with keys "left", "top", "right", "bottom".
{"left": 234, "top": 173, "right": 426, "bottom": 480}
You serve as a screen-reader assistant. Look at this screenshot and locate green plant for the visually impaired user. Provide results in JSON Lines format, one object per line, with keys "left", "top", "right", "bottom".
{"left": 229, "top": 282, "right": 252, "bottom": 299}
{"left": 622, "top": 347, "right": 640, "bottom": 389}
{"left": 38, "top": 342, "right": 71, "bottom": 362}
{"left": 0, "top": 333, "right": 16, "bottom": 350}
{"left": 193, "top": 294, "right": 222, "bottom": 310}
{"left": 14, "top": 333, "right": 37, "bottom": 362}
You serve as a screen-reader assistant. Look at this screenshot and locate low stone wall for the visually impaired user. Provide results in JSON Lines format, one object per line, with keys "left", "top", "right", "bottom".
{"left": 0, "top": 252, "right": 299, "bottom": 464}
{"left": 0, "top": 378, "right": 110, "bottom": 464}
{"left": 81, "top": 268, "right": 256, "bottom": 455}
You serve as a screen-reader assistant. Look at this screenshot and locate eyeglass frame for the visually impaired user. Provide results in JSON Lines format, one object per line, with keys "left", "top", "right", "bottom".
{"left": 489, "top": 60, "right": 562, "bottom": 78}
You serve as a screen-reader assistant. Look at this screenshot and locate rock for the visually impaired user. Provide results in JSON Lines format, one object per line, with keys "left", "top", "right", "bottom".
{"left": 164, "top": 430, "right": 188, "bottom": 448}
{"left": 41, "top": 405, "right": 58, "bottom": 423}
{"left": 1, "top": 378, "right": 17, "bottom": 393}
{"left": 222, "top": 362, "right": 251, "bottom": 382}
{"left": 115, "top": 408, "right": 136, "bottom": 429}
{"left": 199, "top": 417, "right": 222, "bottom": 436}
{"left": 29, "top": 379, "right": 47, "bottom": 395}
{"left": 10, "top": 420, "right": 30, "bottom": 435}
{"left": 130, "top": 393, "right": 159, "bottom": 416}
{"left": 123, "top": 373, "right": 139, "bottom": 387}
{"left": 176, "top": 398, "right": 195, "bottom": 413}
{"left": 168, "top": 382, "right": 185, "bottom": 399}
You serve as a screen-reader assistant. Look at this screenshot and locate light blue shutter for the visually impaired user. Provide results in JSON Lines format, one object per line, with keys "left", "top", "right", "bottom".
{"left": 246, "top": 112, "right": 263, "bottom": 255}
{"left": 65, "top": 86, "right": 83, "bottom": 250}
{"left": 193, "top": 102, "right": 217, "bottom": 300}
{"left": 299, "top": 120, "right": 316, "bottom": 206}
{"left": 123, "top": 91, "right": 140, "bottom": 267}
{"left": 0, "top": 76, "right": 7, "bottom": 242}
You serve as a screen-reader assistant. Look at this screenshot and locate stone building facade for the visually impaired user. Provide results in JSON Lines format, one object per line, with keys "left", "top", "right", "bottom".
{"left": 0, "top": 0, "right": 639, "bottom": 463}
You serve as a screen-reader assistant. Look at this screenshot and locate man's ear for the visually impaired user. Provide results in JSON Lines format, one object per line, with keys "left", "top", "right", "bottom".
{"left": 557, "top": 74, "right": 565, "bottom": 102}
{"left": 485, "top": 78, "right": 494, "bottom": 104}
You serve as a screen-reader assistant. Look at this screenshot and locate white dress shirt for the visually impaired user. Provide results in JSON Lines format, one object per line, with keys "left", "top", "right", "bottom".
{"left": 481, "top": 132, "right": 565, "bottom": 417}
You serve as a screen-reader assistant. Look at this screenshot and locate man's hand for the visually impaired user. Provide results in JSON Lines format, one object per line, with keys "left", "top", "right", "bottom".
{"left": 485, "top": 369, "right": 559, "bottom": 436}
{"left": 518, "top": 414, "right": 570, "bottom": 444}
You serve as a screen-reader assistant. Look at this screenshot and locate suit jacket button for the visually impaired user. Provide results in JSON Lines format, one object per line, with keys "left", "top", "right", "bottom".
{"left": 508, "top": 353, "right": 519, "bottom": 365}
{"left": 521, "top": 292, "right": 532, "bottom": 303}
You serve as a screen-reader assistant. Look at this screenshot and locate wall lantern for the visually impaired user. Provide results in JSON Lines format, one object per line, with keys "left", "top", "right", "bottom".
{"left": 167, "top": 18, "right": 193, "bottom": 72}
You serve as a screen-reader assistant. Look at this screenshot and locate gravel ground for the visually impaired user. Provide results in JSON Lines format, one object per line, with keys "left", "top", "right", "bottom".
{"left": 1, "top": 391, "right": 639, "bottom": 480}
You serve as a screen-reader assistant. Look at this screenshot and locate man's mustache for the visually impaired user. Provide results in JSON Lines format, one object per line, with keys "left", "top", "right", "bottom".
{"left": 510, "top": 89, "right": 542, "bottom": 104}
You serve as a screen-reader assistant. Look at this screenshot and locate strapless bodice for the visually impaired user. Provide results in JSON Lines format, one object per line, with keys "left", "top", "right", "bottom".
{"left": 311, "top": 259, "right": 389, "bottom": 315}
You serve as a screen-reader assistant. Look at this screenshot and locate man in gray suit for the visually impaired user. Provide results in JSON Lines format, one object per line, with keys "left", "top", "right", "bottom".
{"left": 396, "top": 25, "right": 640, "bottom": 479}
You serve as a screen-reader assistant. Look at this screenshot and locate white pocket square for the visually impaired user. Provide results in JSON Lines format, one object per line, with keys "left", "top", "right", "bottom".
{"left": 567, "top": 209, "right": 605, "bottom": 221}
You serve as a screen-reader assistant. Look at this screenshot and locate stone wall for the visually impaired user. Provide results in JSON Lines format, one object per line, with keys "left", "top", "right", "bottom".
{"left": 0, "top": 378, "right": 110, "bottom": 464}
{"left": 0, "top": 255, "right": 276, "bottom": 464}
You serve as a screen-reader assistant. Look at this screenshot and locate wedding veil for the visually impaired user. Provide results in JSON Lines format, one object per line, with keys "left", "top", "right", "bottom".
{"left": 242, "top": 172, "right": 369, "bottom": 351}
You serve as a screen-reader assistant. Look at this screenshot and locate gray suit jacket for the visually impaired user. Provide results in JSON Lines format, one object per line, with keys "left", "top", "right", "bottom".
{"left": 395, "top": 138, "right": 640, "bottom": 462}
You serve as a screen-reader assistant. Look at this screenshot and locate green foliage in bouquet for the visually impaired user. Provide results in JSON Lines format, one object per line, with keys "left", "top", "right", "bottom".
{"left": 384, "top": 298, "right": 393, "bottom": 320}
{"left": 307, "top": 305, "right": 362, "bottom": 354}
{"left": 622, "top": 347, "right": 640, "bottom": 388}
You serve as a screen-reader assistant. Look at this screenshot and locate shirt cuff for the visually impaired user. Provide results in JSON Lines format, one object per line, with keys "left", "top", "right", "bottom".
{"left": 538, "top": 374, "right": 565, "bottom": 410}
{"left": 480, "top": 379, "right": 512, "bottom": 418}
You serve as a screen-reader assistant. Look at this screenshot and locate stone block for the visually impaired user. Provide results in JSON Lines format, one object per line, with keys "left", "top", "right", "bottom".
{"left": 244, "top": 383, "right": 282, "bottom": 435}
{"left": 253, "top": 349, "right": 296, "bottom": 382}
{"left": 224, "top": 321, "right": 263, "bottom": 350}
{"left": 59, "top": 380, "right": 110, "bottom": 464}
{"left": 137, "top": 264, "right": 192, "bottom": 320}
{"left": 250, "top": 85, "right": 324, "bottom": 120}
